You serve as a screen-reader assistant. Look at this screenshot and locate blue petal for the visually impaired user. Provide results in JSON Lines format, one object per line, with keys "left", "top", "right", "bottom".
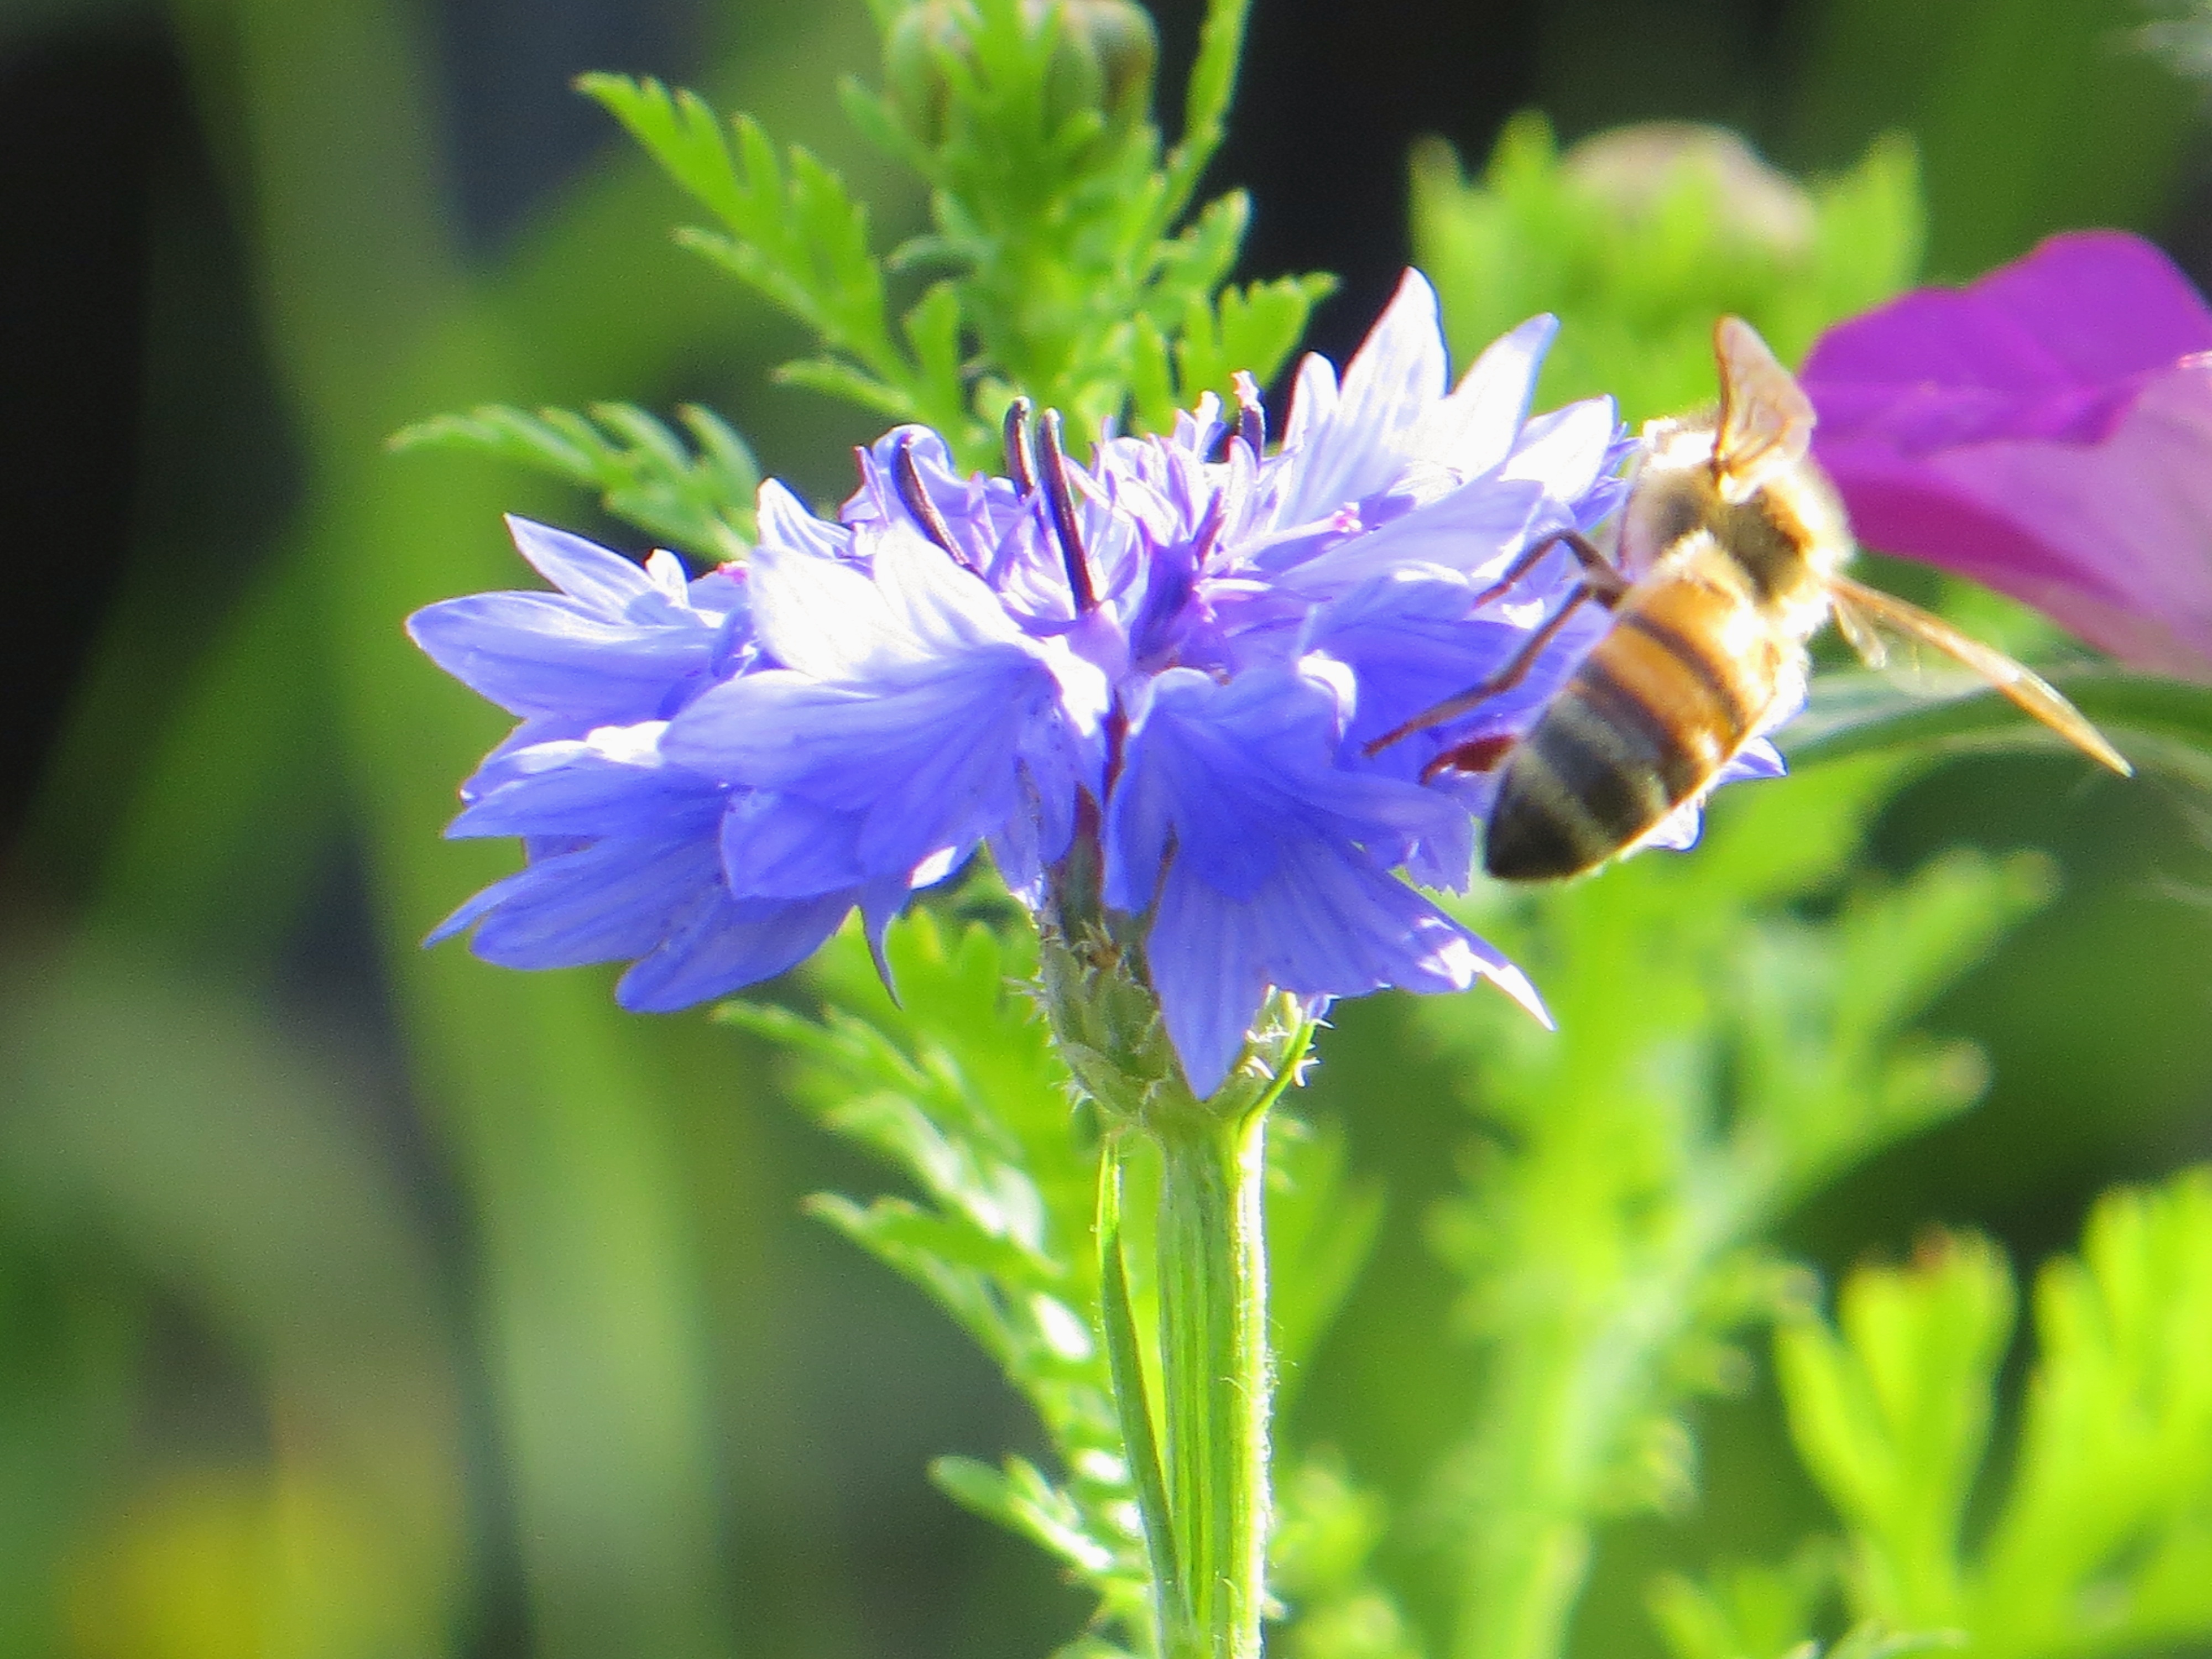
{"left": 685, "top": 564, "right": 750, "bottom": 619}
{"left": 667, "top": 531, "right": 1103, "bottom": 887}
{"left": 464, "top": 714, "right": 594, "bottom": 799}
{"left": 1145, "top": 870, "right": 1272, "bottom": 1097}
{"left": 1637, "top": 801, "right": 1709, "bottom": 853}
{"left": 433, "top": 833, "right": 723, "bottom": 969}
{"left": 1306, "top": 565, "right": 1605, "bottom": 763}
{"left": 1105, "top": 660, "right": 1475, "bottom": 912}
{"left": 1276, "top": 271, "right": 1450, "bottom": 524}
{"left": 755, "top": 479, "right": 857, "bottom": 566}
{"left": 505, "top": 516, "right": 668, "bottom": 617}
{"left": 1719, "top": 738, "right": 1787, "bottom": 783}
{"left": 1502, "top": 397, "right": 1624, "bottom": 505}
{"left": 1104, "top": 654, "right": 1550, "bottom": 1092}
{"left": 667, "top": 655, "right": 1055, "bottom": 835}
{"left": 1271, "top": 476, "right": 1556, "bottom": 598}
{"left": 1408, "top": 315, "right": 1558, "bottom": 478}
{"left": 1273, "top": 352, "right": 1340, "bottom": 505}
{"left": 446, "top": 731, "right": 724, "bottom": 841}
{"left": 719, "top": 789, "right": 871, "bottom": 898}
{"left": 859, "top": 873, "right": 917, "bottom": 997}
{"left": 615, "top": 887, "right": 857, "bottom": 1011}
{"left": 745, "top": 536, "right": 898, "bottom": 681}
{"left": 407, "top": 593, "right": 717, "bottom": 720}
{"left": 1148, "top": 837, "right": 1548, "bottom": 1096}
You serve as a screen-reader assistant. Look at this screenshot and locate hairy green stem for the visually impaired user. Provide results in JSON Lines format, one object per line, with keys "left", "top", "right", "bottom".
{"left": 1098, "top": 1140, "right": 1188, "bottom": 1653}
{"left": 1154, "top": 1104, "right": 1271, "bottom": 1659}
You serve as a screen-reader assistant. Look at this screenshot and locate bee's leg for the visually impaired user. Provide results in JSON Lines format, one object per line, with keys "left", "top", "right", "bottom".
{"left": 1420, "top": 732, "right": 1516, "bottom": 783}
{"left": 1469, "top": 529, "right": 1624, "bottom": 608}
{"left": 1363, "top": 592, "right": 1598, "bottom": 752}
{"left": 1364, "top": 562, "right": 1627, "bottom": 757}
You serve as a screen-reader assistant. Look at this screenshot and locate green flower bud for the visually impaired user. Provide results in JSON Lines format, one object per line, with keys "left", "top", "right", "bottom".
{"left": 1562, "top": 123, "right": 1814, "bottom": 259}
{"left": 883, "top": 0, "right": 1158, "bottom": 152}
{"left": 1045, "top": 0, "right": 1158, "bottom": 143}
{"left": 883, "top": 1, "right": 964, "bottom": 150}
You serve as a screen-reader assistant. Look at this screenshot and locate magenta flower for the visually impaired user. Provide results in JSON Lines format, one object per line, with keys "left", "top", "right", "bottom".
{"left": 1801, "top": 230, "right": 2212, "bottom": 680}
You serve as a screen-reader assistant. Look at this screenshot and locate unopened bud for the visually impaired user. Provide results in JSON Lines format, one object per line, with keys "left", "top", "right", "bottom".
{"left": 1562, "top": 123, "right": 1814, "bottom": 259}
{"left": 883, "top": 0, "right": 1157, "bottom": 152}
{"left": 1045, "top": 0, "right": 1157, "bottom": 143}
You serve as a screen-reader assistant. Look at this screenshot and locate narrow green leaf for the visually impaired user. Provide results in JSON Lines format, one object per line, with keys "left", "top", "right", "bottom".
{"left": 1775, "top": 1236, "right": 2015, "bottom": 1624}
{"left": 1782, "top": 668, "right": 2212, "bottom": 790}
{"left": 1202, "top": 274, "right": 1337, "bottom": 398}
{"left": 902, "top": 280, "right": 971, "bottom": 432}
{"left": 1160, "top": 0, "right": 1255, "bottom": 223}
{"left": 771, "top": 356, "right": 917, "bottom": 419}
{"left": 1127, "top": 313, "right": 1180, "bottom": 437}
{"left": 389, "top": 400, "right": 757, "bottom": 556}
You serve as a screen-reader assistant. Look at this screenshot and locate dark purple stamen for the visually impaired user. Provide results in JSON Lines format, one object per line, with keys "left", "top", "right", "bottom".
{"left": 1237, "top": 393, "right": 1265, "bottom": 459}
{"left": 1004, "top": 397, "right": 1038, "bottom": 496}
{"left": 893, "top": 432, "right": 973, "bottom": 570}
{"left": 1038, "top": 409, "right": 1100, "bottom": 613}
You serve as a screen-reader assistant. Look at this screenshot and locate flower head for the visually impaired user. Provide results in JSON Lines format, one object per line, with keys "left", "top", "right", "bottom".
{"left": 413, "top": 272, "right": 1759, "bottom": 1094}
{"left": 1801, "top": 230, "right": 2212, "bottom": 680}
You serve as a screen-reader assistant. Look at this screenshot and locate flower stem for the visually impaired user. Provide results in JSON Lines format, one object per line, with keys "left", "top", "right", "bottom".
{"left": 1097, "top": 1140, "right": 1188, "bottom": 1653}
{"left": 1153, "top": 1102, "right": 1271, "bottom": 1659}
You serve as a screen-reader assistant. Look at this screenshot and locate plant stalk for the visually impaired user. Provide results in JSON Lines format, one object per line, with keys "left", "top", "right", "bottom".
{"left": 1098, "top": 1139, "right": 1189, "bottom": 1654}
{"left": 1154, "top": 1103, "right": 1272, "bottom": 1659}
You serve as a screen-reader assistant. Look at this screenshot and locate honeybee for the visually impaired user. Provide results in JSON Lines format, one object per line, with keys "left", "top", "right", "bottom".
{"left": 1368, "top": 316, "right": 2131, "bottom": 881}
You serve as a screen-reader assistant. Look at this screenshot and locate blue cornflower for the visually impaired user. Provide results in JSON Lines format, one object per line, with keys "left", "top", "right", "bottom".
{"left": 413, "top": 272, "right": 1772, "bottom": 1094}
{"left": 409, "top": 513, "right": 888, "bottom": 1009}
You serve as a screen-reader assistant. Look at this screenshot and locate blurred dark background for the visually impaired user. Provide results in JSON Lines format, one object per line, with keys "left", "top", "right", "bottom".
{"left": 3, "top": 0, "right": 2209, "bottom": 1656}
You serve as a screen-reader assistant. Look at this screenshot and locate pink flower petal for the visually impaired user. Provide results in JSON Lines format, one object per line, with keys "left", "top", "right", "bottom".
{"left": 1803, "top": 231, "right": 2212, "bottom": 679}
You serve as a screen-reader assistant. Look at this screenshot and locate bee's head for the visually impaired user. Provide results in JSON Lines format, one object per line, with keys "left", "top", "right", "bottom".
{"left": 1616, "top": 413, "right": 1727, "bottom": 574}
{"left": 1637, "top": 410, "right": 1723, "bottom": 476}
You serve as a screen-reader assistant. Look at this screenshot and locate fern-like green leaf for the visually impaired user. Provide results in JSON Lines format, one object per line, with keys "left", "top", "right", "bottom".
{"left": 1648, "top": 1542, "right": 1841, "bottom": 1659}
{"left": 719, "top": 912, "right": 1143, "bottom": 1636}
{"left": 1777, "top": 1171, "right": 2212, "bottom": 1659}
{"left": 1419, "top": 750, "right": 2041, "bottom": 1659}
{"left": 1411, "top": 114, "right": 1924, "bottom": 424}
{"left": 583, "top": 74, "right": 912, "bottom": 400}
{"left": 1167, "top": 274, "right": 1337, "bottom": 416}
{"left": 389, "top": 401, "right": 758, "bottom": 558}
{"left": 723, "top": 906, "right": 1402, "bottom": 1657}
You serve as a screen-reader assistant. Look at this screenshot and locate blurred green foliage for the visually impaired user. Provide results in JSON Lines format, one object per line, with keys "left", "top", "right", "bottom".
{"left": 1411, "top": 114, "right": 1919, "bottom": 425}
{"left": 1770, "top": 1171, "right": 2212, "bottom": 1659}
{"left": 1414, "top": 754, "right": 2045, "bottom": 1659}
{"left": 393, "top": 401, "right": 763, "bottom": 558}
{"left": 409, "top": 0, "right": 1332, "bottom": 507}
{"left": 7, "top": 0, "right": 2212, "bottom": 1656}
{"left": 724, "top": 909, "right": 1405, "bottom": 1657}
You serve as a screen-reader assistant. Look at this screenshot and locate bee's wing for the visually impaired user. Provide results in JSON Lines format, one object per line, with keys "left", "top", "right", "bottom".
{"left": 1827, "top": 574, "right": 2132, "bottom": 775}
{"left": 1712, "top": 316, "right": 1816, "bottom": 505}
{"left": 1828, "top": 583, "right": 1889, "bottom": 668}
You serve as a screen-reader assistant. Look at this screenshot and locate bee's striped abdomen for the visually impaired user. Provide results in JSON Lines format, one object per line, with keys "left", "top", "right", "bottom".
{"left": 1483, "top": 578, "right": 1776, "bottom": 881}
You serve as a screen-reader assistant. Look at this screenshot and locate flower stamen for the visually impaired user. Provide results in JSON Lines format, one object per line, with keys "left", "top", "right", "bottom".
{"left": 893, "top": 432, "right": 975, "bottom": 570}
{"left": 1039, "top": 408, "right": 1102, "bottom": 613}
{"left": 1233, "top": 369, "right": 1265, "bottom": 457}
{"left": 1004, "top": 397, "right": 1039, "bottom": 497}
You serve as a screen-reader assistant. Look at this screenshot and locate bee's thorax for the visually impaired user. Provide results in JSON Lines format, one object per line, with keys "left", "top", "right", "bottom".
{"left": 1618, "top": 416, "right": 1851, "bottom": 644}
